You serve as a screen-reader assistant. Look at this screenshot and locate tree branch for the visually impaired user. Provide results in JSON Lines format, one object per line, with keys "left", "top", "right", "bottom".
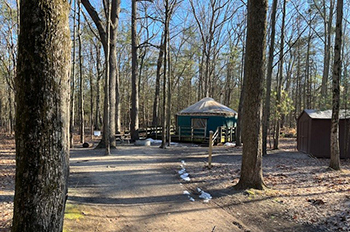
{"left": 81, "top": 0, "right": 107, "bottom": 48}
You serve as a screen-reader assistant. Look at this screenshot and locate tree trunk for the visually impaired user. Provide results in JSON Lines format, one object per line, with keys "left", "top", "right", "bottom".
{"left": 109, "top": 0, "right": 120, "bottom": 147}
{"left": 262, "top": 0, "right": 278, "bottom": 155}
{"left": 305, "top": 16, "right": 312, "bottom": 109}
{"left": 95, "top": 43, "right": 102, "bottom": 130}
{"left": 321, "top": 0, "right": 334, "bottom": 105}
{"left": 166, "top": 28, "right": 172, "bottom": 147}
{"left": 235, "top": 80, "right": 244, "bottom": 147}
{"left": 235, "top": 0, "right": 267, "bottom": 190}
{"left": 81, "top": 0, "right": 120, "bottom": 148}
{"left": 235, "top": 34, "right": 246, "bottom": 147}
{"left": 12, "top": 1, "right": 70, "bottom": 231}
{"left": 116, "top": 62, "right": 121, "bottom": 132}
{"left": 152, "top": 40, "right": 164, "bottom": 126}
{"left": 104, "top": 0, "right": 112, "bottom": 156}
{"left": 78, "top": 0, "right": 85, "bottom": 144}
{"left": 8, "top": 90, "right": 14, "bottom": 134}
{"left": 273, "top": 0, "right": 286, "bottom": 150}
{"left": 131, "top": 0, "right": 139, "bottom": 142}
{"left": 70, "top": 0, "right": 77, "bottom": 148}
{"left": 330, "top": 0, "right": 343, "bottom": 170}
{"left": 89, "top": 45, "right": 94, "bottom": 137}
{"left": 198, "top": 49, "right": 205, "bottom": 100}
{"left": 160, "top": 0, "right": 169, "bottom": 149}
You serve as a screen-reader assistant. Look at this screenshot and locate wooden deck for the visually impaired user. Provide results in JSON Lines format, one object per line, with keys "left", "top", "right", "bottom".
{"left": 137, "top": 126, "right": 236, "bottom": 144}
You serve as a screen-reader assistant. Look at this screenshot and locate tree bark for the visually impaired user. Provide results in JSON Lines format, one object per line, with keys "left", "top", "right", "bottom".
{"left": 89, "top": 44, "right": 94, "bottom": 137}
{"left": 12, "top": 1, "right": 70, "bottom": 231}
{"left": 109, "top": 0, "right": 120, "bottom": 147}
{"left": 152, "top": 40, "right": 164, "bottom": 126}
{"left": 160, "top": 0, "right": 169, "bottom": 149}
{"left": 70, "top": 0, "right": 77, "bottom": 148}
{"left": 330, "top": 0, "right": 343, "bottom": 170}
{"left": 321, "top": 0, "right": 334, "bottom": 105}
{"left": 305, "top": 15, "right": 312, "bottom": 109}
{"left": 166, "top": 25, "right": 172, "bottom": 147}
{"left": 235, "top": 0, "right": 267, "bottom": 190}
{"left": 78, "top": 0, "right": 85, "bottom": 144}
{"left": 273, "top": 0, "right": 286, "bottom": 150}
{"left": 235, "top": 24, "right": 246, "bottom": 147}
{"left": 95, "top": 42, "right": 102, "bottom": 130}
{"left": 131, "top": 0, "right": 140, "bottom": 142}
{"left": 262, "top": 0, "right": 278, "bottom": 155}
{"left": 104, "top": 0, "right": 112, "bottom": 156}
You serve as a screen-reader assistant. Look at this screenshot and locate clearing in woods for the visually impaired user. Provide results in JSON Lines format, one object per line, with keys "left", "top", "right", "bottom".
{"left": 1, "top": 136, "right": 350, "bottom": 231}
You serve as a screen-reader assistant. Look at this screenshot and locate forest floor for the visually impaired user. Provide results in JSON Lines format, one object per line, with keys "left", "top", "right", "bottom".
{"left": 1, "top": 134, "right": 350, "bottom": 231}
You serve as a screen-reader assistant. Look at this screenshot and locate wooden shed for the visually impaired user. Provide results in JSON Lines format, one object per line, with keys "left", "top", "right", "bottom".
{"left": 176, "top": 97, "right": 237, "bottom": 143}
{"left": 297, "top": 109, "right": 350, "bottom": 158}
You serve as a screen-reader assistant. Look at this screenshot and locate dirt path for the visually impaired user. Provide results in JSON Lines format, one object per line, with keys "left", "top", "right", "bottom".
{"left": 2, "top": 137, "right": 348, "bottom": 231}
{"left": 64, "top": 145, "right": 243, "bottom": 232}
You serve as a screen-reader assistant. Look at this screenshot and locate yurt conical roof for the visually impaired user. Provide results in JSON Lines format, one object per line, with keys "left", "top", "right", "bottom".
{"left": 177, "top": 97, "right": 237, "bottom": 116}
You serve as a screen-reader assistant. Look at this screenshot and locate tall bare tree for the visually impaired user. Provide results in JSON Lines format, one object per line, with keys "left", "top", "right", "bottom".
{"left": 235, "top": 0, "right": 268, "bottom": 190}
{"left": 321, "top": 0, "right": 334, "bottom": 106}
{"left": 152, "top": 38, "right": 164, "bottom": 126}
{"left": 12, "top": 0, "right": 70, "bottom": 230}
{"left": 273, "top": 0, "right": 287, "bottom": 150}
{"left": 70, "top": 0, "right": 77, "bottom": 148}
{"left": 78, "top": 0, "right": 85, "bottom": 144}
{"left": 330, "top": 0, "right": 343, "bottom": 170}
{"left": 81, "top": 0, "right": 121, "bottom": 148}
{"left": 104, "top": 0, "right": 112, "bottom": 155}
{"left": 160, "top": 0, "right": 170, "bottom": 148}
{"left": 262, "top": 0, "right": 278, "bottom": 155}
{"left": 131, "top": 0, "right": 140, "bottom": 142}
{"left": 189, "top": 0, "right": 234, "bottom": 98}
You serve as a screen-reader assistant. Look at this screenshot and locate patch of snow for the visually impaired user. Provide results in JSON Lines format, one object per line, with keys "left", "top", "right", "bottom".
{"left": 146, "top": 138, "right": 179, "bottom": 146}
{"left": 224, "top": 142, "right": 236, "bottom": 147}
{"left": 199, "top": 191, "right": 212, "bottom": 200}
{"left": 178, "top": 160, "right": 190, "bottom": 181}
{"left": 134, "top": 140, "right": 151, "bottom": 146}
{"left": 178, "top": 168, "right": 186, "bottom": 175}
{"left": 183, "top": 190, "right": 195, "bottom": 202}
{"left": 197, "top": 188, "right": 212, "bottom": 201}
{"left": 146, "top": 138, "right": 161, "bottom": 144}
{"left": 180, "top": 173, "right": 190, "bottom": 181}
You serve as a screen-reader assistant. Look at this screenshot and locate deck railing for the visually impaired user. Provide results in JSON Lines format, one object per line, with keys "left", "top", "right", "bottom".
{"left": 177, "top": 126, "right": 206, "bottom": 141}
{"left": 136, "top": 125, "right": 235, "bottom": 143}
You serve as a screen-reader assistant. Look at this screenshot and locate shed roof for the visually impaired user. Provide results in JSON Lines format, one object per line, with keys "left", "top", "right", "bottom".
{"left": 303, "top": 109, "right": 350, "bottom": 119}
{"left": 177, "top": 97, "right": 237, "bottom": 116}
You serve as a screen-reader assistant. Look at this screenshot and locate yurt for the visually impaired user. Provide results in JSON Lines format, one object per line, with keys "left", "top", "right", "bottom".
{"left": 176, "top": 97, "right": 237, "bottom": 142}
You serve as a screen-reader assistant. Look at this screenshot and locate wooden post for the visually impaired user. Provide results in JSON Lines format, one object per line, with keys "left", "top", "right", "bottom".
{"left": 208, "top": 130, "right": 213, "bottom": 169}
{"left": 226, "top": 127, "right": 228, "bottom": 142}
{"left": 191, "top": 127, "right": 194, "bottom": 141}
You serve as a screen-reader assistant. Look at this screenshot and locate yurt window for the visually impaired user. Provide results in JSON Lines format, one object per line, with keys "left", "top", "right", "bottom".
{"left": 191, "top": 118, "right": 207, "bottom": 129}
